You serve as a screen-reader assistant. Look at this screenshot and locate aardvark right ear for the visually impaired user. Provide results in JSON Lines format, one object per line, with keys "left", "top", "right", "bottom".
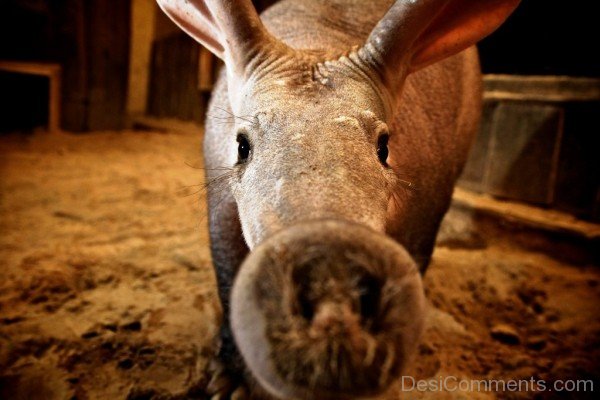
{"left": 156, "top": 0, "right": 279, "bottom": 78}
{"left": 360, "top": 0, "right": 520, "bottom": 93}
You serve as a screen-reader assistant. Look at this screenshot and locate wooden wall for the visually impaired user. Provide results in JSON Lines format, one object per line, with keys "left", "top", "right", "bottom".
{"left": 460, "top": 0, "right": 600, "bottom": 221}
{"left": 62, "top": 0, "right": 131, "bottom": 131}
{"left": 147, "top": 33, "right": 206, "bottom": 122}
{"left": 0, "top": 0, "right": 131, "bottom": 132}
{"left": 459, "top": 76, "right": 600, "bottom": 222}
{"left": 145, "top": 0, "right": 276, "bottom": 122}
{"left": 127, "top": 0, "right": 156, "bottom": 116}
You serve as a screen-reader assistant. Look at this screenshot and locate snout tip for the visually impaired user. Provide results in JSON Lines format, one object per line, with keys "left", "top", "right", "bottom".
{"left": 230, "top": 220, "right": 426, "bottom": 400}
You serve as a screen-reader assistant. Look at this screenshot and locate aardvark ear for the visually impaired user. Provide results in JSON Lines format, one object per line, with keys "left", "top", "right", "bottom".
{"left": 156, "top": 0, "right": 280, "bottom": 78}
{"left": 361, "top": 0, "right": 520, "bottom": 88}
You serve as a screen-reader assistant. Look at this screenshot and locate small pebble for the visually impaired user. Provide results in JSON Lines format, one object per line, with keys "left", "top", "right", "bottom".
{"left": 118, "top": 358, "right": 134, "bottom": 370}
{"left": 491, "top": 324, "right": 520, "bottom": 345}
{"left": 121, "top": 321, "right": 142, "bottom": 331}
{"left": 527, "top": 336, "right": 547, "bottom": 351}
{"left": 81, "top": 330, "right": 99, "bottom": 339}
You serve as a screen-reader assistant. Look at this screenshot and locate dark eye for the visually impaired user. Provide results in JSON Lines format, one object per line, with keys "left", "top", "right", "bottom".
{"left": 377, "top": 134, "right": 389, "bottom": 166}
{"left": 237, "top": 133, "right": 251, "bottom": 162}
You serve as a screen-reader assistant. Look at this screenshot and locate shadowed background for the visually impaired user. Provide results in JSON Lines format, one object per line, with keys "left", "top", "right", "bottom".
{"left": 0, "top": 0, "right": 598, "bottom": 399}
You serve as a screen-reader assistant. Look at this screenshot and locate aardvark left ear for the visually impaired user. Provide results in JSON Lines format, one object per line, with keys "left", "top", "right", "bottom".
{"left": 155, "top": 0, "right": 284, "bottom": 80}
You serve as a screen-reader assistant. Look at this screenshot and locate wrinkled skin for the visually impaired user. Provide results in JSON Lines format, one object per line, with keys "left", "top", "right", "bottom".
{"left": 205, "top": 1, "right": 482, "bottom": 268}
{"left": 156, "top": 0, "right": 519, "bottom": 398}
{"left": 230, "top": 61, "right": 394, "bottom": 247}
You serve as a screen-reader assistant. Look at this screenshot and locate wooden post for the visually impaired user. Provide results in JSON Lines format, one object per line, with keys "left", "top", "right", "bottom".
{"left": 198, "top": 46, "right": 214, "bottom": 92}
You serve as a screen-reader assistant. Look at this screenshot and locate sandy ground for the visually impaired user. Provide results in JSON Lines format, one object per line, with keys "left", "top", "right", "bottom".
{"left": 0, "top": 128, "right": 598, "bottom": 400}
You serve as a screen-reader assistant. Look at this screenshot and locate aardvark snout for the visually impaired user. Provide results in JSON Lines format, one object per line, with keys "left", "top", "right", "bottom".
{"left": 230, "top": 220, "right": 426, "bottom": 400}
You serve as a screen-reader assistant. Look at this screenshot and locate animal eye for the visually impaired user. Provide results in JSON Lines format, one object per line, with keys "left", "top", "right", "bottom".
{"left": 377, "top": 134, "right": 389, "bottom": 166}
{"left": 237, "top": 133, "right": 251, "bottom": 162}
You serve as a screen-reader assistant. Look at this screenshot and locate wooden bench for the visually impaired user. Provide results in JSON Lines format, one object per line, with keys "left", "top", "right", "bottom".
{"left": 0, "top": 61, "right": 62, "bottom": 132}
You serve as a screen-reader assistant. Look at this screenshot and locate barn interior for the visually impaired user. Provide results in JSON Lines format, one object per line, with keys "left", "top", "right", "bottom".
{"left": 0, "top": 0, "right": 599, "bottom": 399}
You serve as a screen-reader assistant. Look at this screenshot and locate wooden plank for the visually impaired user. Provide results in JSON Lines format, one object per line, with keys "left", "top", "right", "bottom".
{"left": 0, "top": 61, "right": 60, "bottom": 77}
{"left": 191, "top": 45, "right": 207, "bottom": 123}
{"left": 148, "top": 33, "right": 204, "bottom": 122}
{"left": 166, "top": 35, "right": 177, "bottom": 117}
{"left": 48, "top": 67, "right": 61, "bottom": 132}
{"left": 166, "top": 35, "right": 176, "bottom": 117}
{"left": 198, "top": 47, "right": 214, "bottom": 92}
{"left": 458, "top": 100, "right": 496, "bottom": 192}
{"left": 186, "top": 41, "right": 200, "bottom": 120}
{"left": 85, "top": 0, "right": 130, "bottom": 130}
{"left": 126, "top": 0, "right": 156, "bottom": 115}
{"left": 188, "top": 41, "right": 205, "bottom": 122}
{"left": 484, "top": 75, "right": 600, "bottom": 103}
{"left": 56, "top": 0, "right": 88, "bottom": 131}
{"left": 453, "top": 187, "right": 600, "bottom": 241}
{"left": 154, "top": 39, "right": 166, "bottom": 118}
{"left": 554, "top": 102, "right": 600, "bottom": 221}
{"left": 484, "top": 102, "right": 564, "bottom": 205}
{"left": 175, "top": 35, "right": 186, "bottom": 119}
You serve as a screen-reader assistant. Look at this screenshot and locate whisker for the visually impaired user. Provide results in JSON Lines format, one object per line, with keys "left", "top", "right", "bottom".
{"left": 205, "top": 115, "right": 236, "bottom": 123}
{"left": 390, "top": 191, "right": 402, "bottom": 213}
{"left": 176, "top": 164, "right": 234, "bottom": 200}
{"left": 213, "top": 106, "right": 256, "bottom": 125}
{"left": 178, "top": 183, "right": 203, "bottom": 190}
{"left": 398, "top": 179, "right": 416, "bottom": 190}
{"left": 184, "top": 161, "right": 233, "bottom": 172}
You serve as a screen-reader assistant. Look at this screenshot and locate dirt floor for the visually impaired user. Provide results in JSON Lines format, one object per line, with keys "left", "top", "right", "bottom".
{"left": 0, "top": 128, "right": 598, "bottom": 400}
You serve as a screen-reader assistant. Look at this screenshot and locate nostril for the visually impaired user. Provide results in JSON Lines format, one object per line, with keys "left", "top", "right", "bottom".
{"left": 357, "top": 275, "right": 382, "bottom": 322}
{"left": 292, "top": 266, "right": 317, "bottom": 322}
{"left": 291, "top": 265, "right": 383, "bottom": 326}
{"left": 297, "top": 288, "right": 315, "bottom": 321}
